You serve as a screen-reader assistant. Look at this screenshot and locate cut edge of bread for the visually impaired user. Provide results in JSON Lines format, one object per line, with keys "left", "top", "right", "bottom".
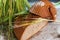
{"left": 20, "top": 18, "right": 48, "bottom": 40}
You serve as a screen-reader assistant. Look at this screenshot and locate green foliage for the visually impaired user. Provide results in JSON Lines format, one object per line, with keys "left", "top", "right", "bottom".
{"left": 0, "top": 0, "right": 30, "bottom": 40}
{"left": 0, "top": 0, "right": 30, "bottom": 24}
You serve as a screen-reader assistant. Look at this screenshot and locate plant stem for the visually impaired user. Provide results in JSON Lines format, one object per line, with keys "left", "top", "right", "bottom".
{"left": 24, "top": 0, "right": 31, "bottom": 9}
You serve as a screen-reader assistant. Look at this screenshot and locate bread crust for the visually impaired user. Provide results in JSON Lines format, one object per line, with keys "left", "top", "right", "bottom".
{"left": 14, "top": 14, "right": 48, "bottom": 40}
{"left": 30, "top": 0, "right": 56, "bottom": 20}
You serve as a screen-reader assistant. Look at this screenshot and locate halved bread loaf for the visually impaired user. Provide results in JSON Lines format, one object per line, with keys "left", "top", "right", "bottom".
{"left": 14, "top": 14, "right": 48, "bottom": 40}
{"left": 14, "top": 13, "right": 48, "bottom": 40}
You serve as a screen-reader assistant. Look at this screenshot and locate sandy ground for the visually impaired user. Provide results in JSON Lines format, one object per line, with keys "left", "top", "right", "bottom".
{"left": 0, "top": 35, "right": 4, "bottom": 40}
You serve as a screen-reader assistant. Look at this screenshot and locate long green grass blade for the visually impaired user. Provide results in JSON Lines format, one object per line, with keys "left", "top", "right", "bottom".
{"left": 24, "top": 0, "right": 31, "bottom": 9}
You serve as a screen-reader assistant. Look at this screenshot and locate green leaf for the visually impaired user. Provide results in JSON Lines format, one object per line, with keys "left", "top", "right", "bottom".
{"left": 24, "top": 0, "right": 31, "bottom": 9}
{"left": 14, "top": 10, "right": 28, "bottom": 16}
